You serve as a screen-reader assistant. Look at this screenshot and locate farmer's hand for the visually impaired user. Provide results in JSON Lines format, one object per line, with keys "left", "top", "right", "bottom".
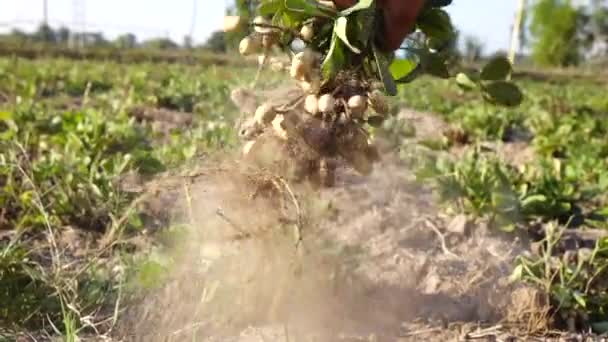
{"left": 333, "top": 0, "right": 426, "bottom": 51}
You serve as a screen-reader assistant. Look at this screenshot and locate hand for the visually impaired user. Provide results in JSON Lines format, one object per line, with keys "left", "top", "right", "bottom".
{"left": 333, "top": 0, "right": 426, "bottom": 51}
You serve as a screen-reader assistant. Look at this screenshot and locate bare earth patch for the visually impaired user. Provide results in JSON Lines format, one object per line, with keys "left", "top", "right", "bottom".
{"left": 115, "top": 142, "right": 547, "bottom": 341}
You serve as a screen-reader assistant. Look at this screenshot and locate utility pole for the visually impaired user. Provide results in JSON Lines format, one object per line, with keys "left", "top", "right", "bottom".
{"left": 189, "top": 0, "right": 198, "bottom": 39}
{"left": 509, "top": 0, "right": 527, "bottom": 64}
{"left": 71, "top": 0, "right": 86, "bottom": 48}
{"left": 43, "top": 0, "right": 49, "bottom": 26}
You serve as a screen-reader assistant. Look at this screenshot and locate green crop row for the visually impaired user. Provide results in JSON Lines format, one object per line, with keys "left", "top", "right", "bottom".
{"left": 388, "top": 74, "right": 608, "bottom": 331}
{"left": 2, "top": 55, "right": 608, "bottom": 336}
{"left": 0, "top": 57, "right": 282, "bottom": 336}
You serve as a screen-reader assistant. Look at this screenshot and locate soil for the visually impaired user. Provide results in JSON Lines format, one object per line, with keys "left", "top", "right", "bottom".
{"left": 12, "top": 93, "right": 592, "bottom": 340}
{"left": 107, "top": 86, "right": 567, "bottom": 342}
{"left": 115, "top": 143, "right": 548, "bottom": 342}
{"left": 14, "top": 99, "right": 597, "bottom": 341}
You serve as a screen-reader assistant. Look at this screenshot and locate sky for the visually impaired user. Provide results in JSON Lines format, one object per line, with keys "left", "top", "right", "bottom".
{"left": 0, "top": 1, "right": 518, "bottom": 53}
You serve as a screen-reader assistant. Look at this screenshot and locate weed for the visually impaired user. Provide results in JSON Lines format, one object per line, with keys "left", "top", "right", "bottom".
{"left": 513, "top": 223, "right": 608, "bottom": 333}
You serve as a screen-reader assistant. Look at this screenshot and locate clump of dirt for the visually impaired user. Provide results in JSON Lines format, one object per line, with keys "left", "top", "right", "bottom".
{"left": 117, "top": 137, "right": 545, "bottom": 341}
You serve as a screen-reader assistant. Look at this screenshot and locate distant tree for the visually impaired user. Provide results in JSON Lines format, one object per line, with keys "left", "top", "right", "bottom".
{"left": 528, "top": 0, "right": 585, "bottom": 66}
{"left": 463, "top": 35, "right": 484, "bottom": 63}
{"left": 141, "top": 38, "right": 179, "bottom": 50}
{"left": 183, "top": 35, "right": 193, "bottom": 49}
{"left": 33, "top": 24, "right": 55, "bottom": 43}
{"left": 443, "top": 28, "right": 461, "bottom": 66}
{"left": 203, "top": 31, "right": 227, "bottom": 53}
{"left": 56, "top": 26, "right": 71, "bottom": 44}
{"left": 7, "top": 29, "right": 29, "bottom": 44}
{"left": 587, "top": 0, "right": 608, "bottom": 57}
{"left": 86, "top": 32, "right": 109, "bottom": 46}
{"left": 115, "top": 33, "right": 137, "bottom": 49}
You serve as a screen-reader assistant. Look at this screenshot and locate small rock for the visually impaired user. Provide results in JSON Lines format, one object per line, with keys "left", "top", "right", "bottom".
{"left": 422, "top": 269, "right": 441, "bottom": 294}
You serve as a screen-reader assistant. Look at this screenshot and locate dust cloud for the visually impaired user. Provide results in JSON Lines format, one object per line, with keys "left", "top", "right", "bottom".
{"left": 117, "top": 148, "right": 545, "bottom": 341}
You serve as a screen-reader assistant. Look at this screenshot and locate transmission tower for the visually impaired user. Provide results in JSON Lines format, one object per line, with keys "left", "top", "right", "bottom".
{"left": 71, "top": 0, "right": 86, "bottom": 48}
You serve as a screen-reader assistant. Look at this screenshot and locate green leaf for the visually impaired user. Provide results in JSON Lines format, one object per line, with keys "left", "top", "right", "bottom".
{"left": 284, "top": 0, "right": 333, "bottom": 19}
{"left": 521, "top": 194, "right": 547, "bottom": 208}
{"left": 128, "top": 213, "right": 144, "bottom": 230}
{"left": 259, "top": 0, "right": 282, "bottom": 16}
{"left": 419, "top": 138, "right": 447, "bottom": 151}
{"left": 481, "top": 56, "right": 512, "bottom": 81}
{"left": 596, "top": 207, "right": 608, "bottom": 217}
{"left": 134, "top": 152, "right": 166, "bottom": 175}
{"left": 372, "top": 44, "right": 397, "bottom": 96}
{"left": 334, "top": 17, "right": 361, "bottom": 54}
{"left": 183, "top": 144, "right": 197, "bottom": 160}
{"left": 389, "top": 58, "right": 417, "bottom": 81}
{"left": 90, "top": 183, "right": 103, "bottom": 198}
{"left": 421, "top": 52, "right": 450, "bottom": 79}
{"left": 455, "top": 72, "right": 477, "bottom": 90}
{"left": 0, "top": 130, "right": 14, "bottom": 141}
{"left": 353, "top": 7, "right": 376, "bottom": 46}
{"left": 494, "top": 216, "right": 516, "bottom": 233}
{"left": 509, "top": 264, "right": 524, "bottom": 282}
{"left": 395, "top": 65, "right": 422, "bottom": 84}
{"left": 0, "top": 111, "right": 11, "bottom": 121}
{"left": 417, "top": 8, "right": 454, "bottom": 45}
{"left": 0, "top": 111, "right": 17, "bottom": 140}
{"left": 322, "top": 33, "right": 346, "bottom": 79}
{"left": 137, "top": 260, "right": 167, "bottom": 289}
{"left": 573, "top": 291, "right": 587, "bottom": 308}
{"left": 492, "top": 190, "right": 519, "bottom": 212}
{"left": 279, "top": 9, "right": 297, "bottom": 27}
{"left": 483, "top": 81, "right": 524, "bottom": 107}
{"left": 339, "top": 0, "right": 374, "bottom": 16}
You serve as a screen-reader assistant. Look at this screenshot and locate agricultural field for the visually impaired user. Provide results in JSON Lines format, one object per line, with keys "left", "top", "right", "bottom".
{"left": 1, "top": 55, "right": 608, "bottom": 341}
